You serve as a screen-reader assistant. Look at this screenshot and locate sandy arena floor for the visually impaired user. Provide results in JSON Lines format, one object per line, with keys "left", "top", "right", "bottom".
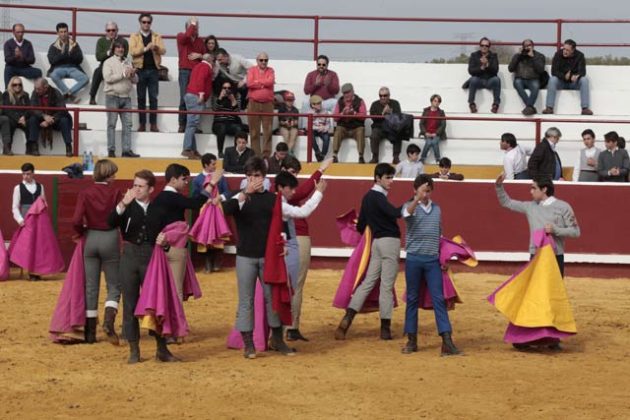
{"left": 1, "top": 268, "right": 629, "bottom": 419}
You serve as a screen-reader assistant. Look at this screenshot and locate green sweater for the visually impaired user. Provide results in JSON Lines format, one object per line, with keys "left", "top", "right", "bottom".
{"left": 95, "top": 36, "right": 129, "bottom": 63}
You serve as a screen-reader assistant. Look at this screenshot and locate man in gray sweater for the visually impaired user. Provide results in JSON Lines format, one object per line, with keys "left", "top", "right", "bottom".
{"left": 495, "top": 174, "right": 580, "bottom": 276}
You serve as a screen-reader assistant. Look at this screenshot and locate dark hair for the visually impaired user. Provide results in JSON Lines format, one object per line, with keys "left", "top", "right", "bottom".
{"left": 56, "top": 22, "right": 68, "bottom": 32}
{"left": 204, "top": 35, "right": 219, "bottom": 52}
{"left": 501, "top": 132, "right": 517, "bottom": 148}
{"left": 564, "top": 39, "right": 577, "bottom": 49}
{"left": 581, "top": 129, "right": 595, "bottom": 139}
{"left": 275, "top": 142, "right": 289, "bottom": 152}
{"left": 275, "top": 171, "right": 298, "bottom": 190}
{"left": 406, "top": 144, "right": 421, "bottom": 155}
{"left": 12, "top": 23, "right": 24, "bottom": 31}
{"left": 21, "top": 162, "right": 34, "bottom": 172}
{"left": 413, "top": 174, "right": 434, "bottom": 190}
{"left": 234, "top": 131, "right": 249, "bottom": 143}
{"left": 438, "top": 157, "right": 452, "bottom": 168}
{"left": 604, "top": 131, "right": 619, "bottom": 143}
{"left": 215, "top": 47, "right": 228, "bottom": 57}
{"left": 534, "top": 176, "right": 555, "bottom": 197}
{"left": 134, "top": 169, "right": 156, "bottom": 187}
{"left": 430, "top": 94, "right": 442, "bottom": 103}
{"left": 618, "top": 137, "right": 626, "bottom": 150}
{"left": 138, "top": 13, "right": 152, "bottom": 23}
{"left": 164, "top": 163, "right": 190, "bottom": 183}
{"left": 479, "top": 37, "right": 491, "bottom": 46}
{"left": 317, "top": 54, "right": 329, "bottom": 64}
{"left": 374, "top": 163, "right": 395, "bottom": 181}
{"left": 201, "top": 153, "right": 217, "bottom": 166}
{"left": 243, "top": 156, "right": 266, "bottom": 177}
{"left": 522, "top": 38, "right": 534, "bottom": 48}
{"left": 112, "top": 40, "right": 125, "bottom": 50}
{"left": 281, "top": 156, "right": 302, "bottom": 173}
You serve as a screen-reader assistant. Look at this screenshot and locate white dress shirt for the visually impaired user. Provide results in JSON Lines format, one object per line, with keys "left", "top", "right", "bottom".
{"left": 12, "top": 181, "right": 46, "bottom": 225}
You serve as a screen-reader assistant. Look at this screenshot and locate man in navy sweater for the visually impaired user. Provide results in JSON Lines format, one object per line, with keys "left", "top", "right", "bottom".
{"left": 3, "top": 23, "right": 42, "bottom": 88}
{"left": 335, "top": 163, "right": 403, "bottom": 340}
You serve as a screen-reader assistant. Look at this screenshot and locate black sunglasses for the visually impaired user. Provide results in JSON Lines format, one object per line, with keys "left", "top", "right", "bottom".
{"left": 141, "top": 20, "right": 152, "bottom": 24}
{"left": 12, "top": 83, "right": 23, "bottom": 87}
{"left": 379, "top": 94, "right": 389, "bottom": 97}
{"left": 480, "top": 44, "right": 490, "bottom": 47}
{"left": 258, "top": 58, "right": 268, "bottom": 62}
{"left": 106, "top": 29, "right": 117, "bottom": 32}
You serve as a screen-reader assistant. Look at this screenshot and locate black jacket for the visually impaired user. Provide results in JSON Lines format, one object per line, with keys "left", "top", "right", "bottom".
{"left": 47, "top": 40, "right": 85, "bottom": 76}
{"left": 468, "top": 50, "right": 499, "bottom": 79}
{"left": 108, "top": 200, "right": 151, "bottom": 245}
{"left": 369, "top": 99, "right": 401, "bottom": 129}
{"left": 30, "top": 86, "right": 71, "bottom": 121}
{"left": 551, "top": 49, "right": 586, "bottom": 80}
{"left": 223, "top": 146, "right": 255, "bottom": 173}
{"left": 508, "top": 51, "right": 546, "bottom": 80}
{"left": 2, "top": 91, "right": 31, "bottom": 124}
{"left": 528, "top": 139, "right": 562, "bottom": 179}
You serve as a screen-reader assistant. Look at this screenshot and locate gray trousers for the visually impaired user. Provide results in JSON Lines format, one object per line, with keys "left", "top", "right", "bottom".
{"left": 235, "top": 255, "right": 281, "bottom": 332}
{"left": 120, "top": 242, "right": 152, "bottom": 343}
{"left": 291, "top": 235, "right": 311, "bottom": 329}
{"left": 348, "top": 237, "right": 400, "bottom": 319}
{"left": 105, "top": 95, "right": 132, "bottom": 153}
{"left": 84, "top": 229, "right": 121, "bottom": 317}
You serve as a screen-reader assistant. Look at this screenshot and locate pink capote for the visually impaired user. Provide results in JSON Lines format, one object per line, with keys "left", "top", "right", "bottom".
{"left": 134, "top": 222, "right": 201, "bottom": 338}
{"left": 226, "top": 281, "right": 270, "bottom": 351}
{"left": 336, "top": 209, "right": 361, "bottom": 247}
{"left": 189, "top": 180, "right": 231, "bottom": 250}
{"left": 0, "top": 228, "right": 9, "bottom": 281}
{"left": 49, "top": 239, "right": 86, "bottom": 343}
{"left": 8, "top": 197, "right": 64, "bottom": 275}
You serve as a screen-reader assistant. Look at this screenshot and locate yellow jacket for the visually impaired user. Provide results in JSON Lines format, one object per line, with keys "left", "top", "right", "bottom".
{"left": 129, "top": 31, "right": 166, "bottom": 69}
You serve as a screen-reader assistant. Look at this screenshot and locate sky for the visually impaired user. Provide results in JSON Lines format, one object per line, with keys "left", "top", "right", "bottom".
{"left": 3, "top": 0, "right": 630, "bottom": 62}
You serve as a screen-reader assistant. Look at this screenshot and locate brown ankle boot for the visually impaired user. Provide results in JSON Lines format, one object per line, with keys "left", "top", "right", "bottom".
{"left": 155, "top": 335, "right": 181, "bottom": 362}
{"left": 334, "top": 308, "right": 356, "bottom": 340}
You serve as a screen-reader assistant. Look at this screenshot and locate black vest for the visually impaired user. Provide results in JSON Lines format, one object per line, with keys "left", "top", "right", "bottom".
{"left": 19, "top": 182, "right": 42, "bottom": 206}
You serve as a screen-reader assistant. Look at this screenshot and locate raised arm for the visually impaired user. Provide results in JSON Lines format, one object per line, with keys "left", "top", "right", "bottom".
{"left": 495, "top": 173, "right": 529, "bottom": 214}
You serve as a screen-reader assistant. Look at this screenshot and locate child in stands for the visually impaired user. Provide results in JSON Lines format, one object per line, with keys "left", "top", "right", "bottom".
{"left": 278, "top": 91, "right": 299, "bottom": 155}
{"left": 429, "top": 157, "right": 464, "bottom": 181}
{"left": 395, "top": 143, "right": 424, "bottom": 178}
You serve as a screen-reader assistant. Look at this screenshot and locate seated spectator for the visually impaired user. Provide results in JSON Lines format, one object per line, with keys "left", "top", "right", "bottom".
{"left": 528, "top": 127, "right": 563, "bottom": 180}
{"left": 508, "top": 39, "right": 546, "bottom": 116}
{"left": 205, "top": 35, "right": 219, "bottom": 56}
{"left": 429, "top": 157, "right": 464, "bottom": 181}
{"left": 419, "top": 94, "right": 447, "bottom": 164}
{"left": 2, "top": 76, "right": 31, "bottom": 155}
{"left": 500, "top": 132, "right": 529, "bottom": 180}
{"left": 465, "top": 37, "right": 500, "bottom": 114}
{"left": 213, "top": 81, "right": 248, "bottom": 159}
{"left": 103, "top": 41, "right": 139, "bottom": 158}
{"left": 214, "top": 48, "right": 252, "bottom": 110}
{"left": 265, "top": 142, "right": 289, "bottom": 175}
{"left": 597, "top": 131, "right": 629, "bottom": 182}
{"left": 572, "top": 129, "right": 600, "bottom": 182}
{"left": 368, "top": 87, "right": 402, "bottom": 164}
{"left": 302, "top": 54, "right": 339, "bottom": 113}
{"left": 176, "top": 17, "right": 205, "bottom": 133}
{"left": 543, "top": 39, "right": 593, "bottom": 116}
{"left": 307, "top": 95, "right": 332, "bottom": 162}
{"left": 247, "top": 52, "right": 275, "bottom": 158}
{"left": 28, "top": 78, "right": 73, "bottom": 157}
{"left": 395, "top": 143, "right": 424, "bottom": 179}
{"left": 332, "top": 83, "right": 367, "bottom": 163}
{"left": 278, "top": 91, "right": 299, "bottom": 155}
{"left": 223, "top": 131, "right": 254, "bottom": 173}
{"left": 182, "top": 53, "right": 214, "bottom": 160}
{"left": 3, "top": 23, "right": 42, "bottom": 88}
{"left": 47, "top": 22, "right": 89, "bottom": 103}
{"left": 0, "top": 105, "right": 11, "bottom": 156}
{"left": 89, "top": 22, "right": 128, "bottom": 105}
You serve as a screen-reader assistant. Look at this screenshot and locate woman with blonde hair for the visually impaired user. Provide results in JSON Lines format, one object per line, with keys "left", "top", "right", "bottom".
{"left": 1, "top": 76, "right": 30, "bottom": 155}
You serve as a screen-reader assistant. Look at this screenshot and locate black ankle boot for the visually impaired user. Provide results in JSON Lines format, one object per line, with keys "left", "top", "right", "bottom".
{"left": 402, "top": 333, "right": 418, "bottom": 354}
{"left": 155, "top": 335, "right": 180, "bottom": 362}
{"left": 84, "top": 317, "right": 97, "bottom": 344}
{"left": 241, "top": 331, "right": 256, "bottom": 359}
{"left": 128, "top": 341, "right": 141, "bottom": 364}
{"left": 269, "top": 327, "right": 296, "bottom": 356}
{"left": 334, "top": 308, "right": 357, "bottom": 340}
{"left": 286, "top": 329, "right": 309, "bottom": 342}
{"left": 440, "top": 332, "right": 462, "bottom": 356}
{"left": 65, "top": 143, "right": 73, "bottom": 157}
{"left": 102, "top": 307, "right": 119, "bottom": 346}
{"left": 380, "top": 319, "right": 392, "bottom": 340}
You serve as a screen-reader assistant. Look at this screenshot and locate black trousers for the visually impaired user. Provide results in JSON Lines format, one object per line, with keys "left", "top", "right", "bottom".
{"left": 89, "top": 64, "right": 104, "bottom": 98}
{"left": 120, "top": 242, "right": 153, "bottom": 342}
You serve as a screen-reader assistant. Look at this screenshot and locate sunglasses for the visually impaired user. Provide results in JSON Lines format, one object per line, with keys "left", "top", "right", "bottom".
{"left": 141, "top": 20, "right": 152, "bottom": 24}
{"left": 258, "top": 58, "right": 268, "bottom": 62}
{"left": 480, "top": 44, "right": 490, "bottom": 47}
{"left": 317, "top": 63, "right": 327, "bottom": 67}
{"left": 12, "top": 83, "right": 23, "bottom": 87}
{"left": 379, "top": 94, "right": 389, "bottom": 98}
{"left": 106, "top": 29, "right": 117, "bottom": 32}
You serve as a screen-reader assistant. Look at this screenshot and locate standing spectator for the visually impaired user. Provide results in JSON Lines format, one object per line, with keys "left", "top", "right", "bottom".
{"left": 278, "top": 91, "right": 299, "bottom": 155}
{"left": 2, "top": 76, "right": 31, "bottom": 155}
{"left": 182, "top": 53, "right": 213, "bottom": 160}
{"left": 3, "top": 23, "right": 42, "bottom": 88}
{"left": 508, "top": 39, "right": 546, "bottom": 116}
{"left": 215, "top": 48, "right": 251, "bottom": 109}
{"left": 28, "top": 78, "right": 73, "bottom": 157}
{"left": 528, "top": 127, "right": 563, "bottom": 180}
{"left": 368, "top": 87, "right": 402, "bottom": 164}
{"left": 212, "top": 81, "right": 248, "bottom": 159}
{"left": 223, "top": 131, "right": 255, "bottom": 173}
{"left": 176, "top": 17, "right": 206, "bottom": 133}
{"left": 395, "top": 144, "right": 424, "bottom": 179}
{"left": 89, "top": 22, "right": 128, "bottom": 105}
{"left": 246, "top": 52, "right": 275, "bottom": 157}
{"left": 543, "top": 39, "right": 593, "bottom": 115}
{"left": 572, "top": 129, "right": 601, "bottom": 182}
{"left": 429, "top": 157, "right": 465, "bottom": 181}
{"left": 130, "top": 13, "right": 166, "bottom": 132}
{"left": 419, "top": 94, "right": 447, "bottom": 163}
{"left": 465, "top": 37, "right": 500, "bottom": 113}
{"left": 500, "top": 132, "right": 529, "bottom": 180}
{"left": 265, "top": 142, "right": 289, "bottom": 175}
{"left": 302, "top": 55, "right": 340, "bottom": 112}
{"left": 306, "top": 94, "right": 332, "bottom": 162}
{"left": 47, "top": 22, "right": 88, "bottom": 104}
{"left": 103, "top": 41, "right": 140, "bottom": 158}
{"left": 597, "top": 131, "right": 630, "bottom": 182}
{"left": 332, "top": 83, "right": 367, "bottom": 163}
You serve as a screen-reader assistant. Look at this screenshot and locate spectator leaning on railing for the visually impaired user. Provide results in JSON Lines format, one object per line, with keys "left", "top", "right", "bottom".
{"left": 3, "top": 23, "right": 42, "bottom": 89}
{"left": 2, "top": 76, "right": 31, "bottom": 156}
{"left": 89, "top": 22, "right": 128, "bottom": 105}
{"left": 176, "top": 16, "right": 206, "bottom": 133}
{"left": 47, "top": 22, "right": 89, "bottom": 104}
{"left": 28, "top": 78, "right": 74, "bottom": 157}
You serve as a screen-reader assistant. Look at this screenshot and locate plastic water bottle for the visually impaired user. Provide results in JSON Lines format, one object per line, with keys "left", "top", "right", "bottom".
{"left": 82, "top": 151, "right": 89, "bottom": 170}
{"left": 87, "top": 152, "right": 94, "bottom": 171}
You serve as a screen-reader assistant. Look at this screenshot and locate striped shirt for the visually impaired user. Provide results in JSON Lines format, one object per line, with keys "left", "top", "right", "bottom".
{"left": 403, "top": 200, "right": 441, "bottom": 256}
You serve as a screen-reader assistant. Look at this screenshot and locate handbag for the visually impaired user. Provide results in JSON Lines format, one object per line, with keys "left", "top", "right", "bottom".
{"left": 158, "top": 65, "right": 169, "bottom": 81}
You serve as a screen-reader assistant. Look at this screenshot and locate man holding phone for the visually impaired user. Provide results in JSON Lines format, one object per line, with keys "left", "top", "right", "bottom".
{"left": 508, "top": 39, "right": 546, "bottom": 116}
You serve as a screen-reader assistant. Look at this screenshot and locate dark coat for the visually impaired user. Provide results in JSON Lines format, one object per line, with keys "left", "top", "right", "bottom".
{"left": 528, "top": 138, "right": 562, "bottom": 179}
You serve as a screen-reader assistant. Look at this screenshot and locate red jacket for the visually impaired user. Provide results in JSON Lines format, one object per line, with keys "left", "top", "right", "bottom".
{"left": 72, "top": 183, "right": 121, "bottom": 234}
{"left": 176, "top": 24, "right": 206, "bottom": 70}
{"left": 186, "top": 61, "right": 213, "bottom": 99}
{"left": 303, "top": 69, "right": 340, "bottom": 100}
{"left": 247, "top": 66, "right": 275, "bottom": 103}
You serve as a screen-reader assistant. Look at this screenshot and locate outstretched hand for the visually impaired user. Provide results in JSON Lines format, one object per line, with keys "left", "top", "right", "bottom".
{"left": 319, "top": 157, "right": 334, "bottom": 173}
{"left": 495, "top": 172, "right": 505, "bottom": 186}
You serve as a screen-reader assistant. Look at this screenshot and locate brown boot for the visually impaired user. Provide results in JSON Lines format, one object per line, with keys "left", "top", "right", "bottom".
{"left": 31, "top": 142, "right": 40, "bottom": 156}
{"left": 128, "top": 341, "right": 141, "bottom": 364}
{"left": 137, "top": 124, "right": 146, "bottom": 132}
{"left": 150, "top": 124, "right": 160, "bottom": 132}
{"left": 102, "top": 307, "right": 120, "bottom": 346}
{"left": 155, "top": 335, "right": 181, "bottom": 362}
{"left": 334, "top": 308, "right": 356, "bottom": 340}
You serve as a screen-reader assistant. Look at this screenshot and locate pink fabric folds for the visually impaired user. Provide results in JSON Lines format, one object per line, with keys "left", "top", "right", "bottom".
{"left": 164, "top": 221, "right": 202, "bottom": 300}
{"left": 336, "top": 209, "right": 361, "bottom": 247}
{"left": 49, "top": 240, "right": 86, "bottom": 343}
{"left": 0, "top": 228, "right": 9, "bottom": 281}
{"left": 226, "top": 281, "right": 270, "bottom": 351}
{"left": 8, "top": 197, "right": 64, "bottom": 275}
{"left": 189, "top": 188, "right": 231, "bottom": 250}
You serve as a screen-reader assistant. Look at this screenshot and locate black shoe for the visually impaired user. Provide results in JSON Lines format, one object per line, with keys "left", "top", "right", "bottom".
{"left": 128, "top": 341, "right": 141, "bottom": 364}
{"left": 401, "top": 333, "right": 418, "bottom": 354}
{"left": 178, "top": 126, "right": 185, "bottom": 133}
{"left": 28, "top": 274, "right": 42, "bottom": 281}
{"left": 286, "top": 329, "right": 309, "bottom": 342}
{"left": 380, "top": 319, "right": 392, "bottom": 340}
{"left": 334, "top": 308, "right": 356, "bottom": 340}
{"left": 89, "top": 97, "right": 97, "bottom": 105}
{"left": 440, "top": 332, "right": 462, "bottom": 356}
{"left": 368, "top": 157, "right": 379, "bottom": 164}
{"left": 108, "top": 150, "right": 116, "bottom": 158}
{"left": 358, "top": 156, "right": 366, "bottom": 164}
{"left": 513, "top": 343, "right": 533, "bottom": 352}
{"left": 218, "top": 151, "right": 224, "bottom": 159}
{"left": 65, "top": 143, "right": 73, "bottom": 157}
{"left": 102, "top": 307, "right": 120, "bottom": 346}
{"left": 547, "top": 342, "right": 563, "bottom": 351}
{"left": 332, "top": 155, "right": 339, "bottom": 163}
{"left": 315, "top": 153, "right": 324, "bottom": 162}
{"left": 155, "top": 335, "right": 181, "bottom": 362}
{"left": 84, "top": 317, "right": 97, "bottom": 344}
{"left": 122, "top": 150, "right": 140, "bottom": 158}
{"left": 241, "top": 331, "right": 257, "bottom": 359}
{"left": 269, "top": 327, "right": 296, "bottom": 355}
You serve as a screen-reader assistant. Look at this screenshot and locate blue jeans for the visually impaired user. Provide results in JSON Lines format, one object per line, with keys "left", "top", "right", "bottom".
{"left": 28, "top": 113, "right": 73, "bottom": 145}
{"left": 420, "top": 135, "right": 441, "bottom": 162}
{"left": 404, "top": 253, "right": 452, "bottom": 335}
{"left": 136, "top": 68, "right": 159, "bottom": 125}
{"left": 312, "top": 131, "right": 330, "bottom": 157}
{"left": 513, "top": 78, "right": 540, "bottom": 107}
{"left": 178, "top": 69, "right": 191, "bottom": 127}
{"left": 105, "top": 95, "right": 132, "bottom": 152}
{"left": 4, "top": 65, "right": 42, "bottom": 88}
{"left": 183, "top": 93, "right": 203, "bottom": 151}
{"left": 49, "top": 67, "right": 89, "bottom": 96}
{"left": 468, "top": 76, "right": 501, "bottom": 105}
{"left": 545, "top": 76, "right": 590, "bottom": 109}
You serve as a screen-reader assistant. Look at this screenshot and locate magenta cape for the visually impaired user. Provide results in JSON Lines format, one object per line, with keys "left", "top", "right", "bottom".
{"left": 336, "top": 209, "right": 362, "bottom": 247}
{"left": 49, "top": 240, "right": 86, "bottom": 343}
{"left": 226, "top": 281, "right": 270, "bottom": 351}
{"left": 0, "top": 228, "right": 9, "bottom": 281}
{"left": 189, "top": 188, "right": 231, "bottom": 251}
{"left": 8, "top": 197, "right": 64, "bottom": 275}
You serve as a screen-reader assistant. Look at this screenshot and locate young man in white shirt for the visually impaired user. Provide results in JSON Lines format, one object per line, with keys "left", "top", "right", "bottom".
{"left": 500, "top": 132, "right": 530, "bottom": 180}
